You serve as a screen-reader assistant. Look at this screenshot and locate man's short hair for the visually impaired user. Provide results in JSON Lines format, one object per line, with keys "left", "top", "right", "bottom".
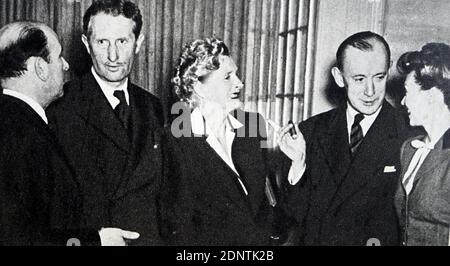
{"left": 0, "top": 25, "right": 50, "bottom": 79}
{"left": 336, "top": 31, "right": 391, "bottom": 70}
{"left": 83, "top": 0, "right": 143, "bottom": 39}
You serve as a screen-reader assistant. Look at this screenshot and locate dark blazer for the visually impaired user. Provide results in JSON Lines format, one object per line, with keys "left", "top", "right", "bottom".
{"left": 160, "top": 111, "right": 272, "bottom": 246}
{"left": 0, "top": 95, "right": 98, "bottom": 246}
{"left": 288, "top": 102, "right": 416, "bottom": 246}
{"left": 394, "top": 129, "right": 450, "bottom": 246}
{"left": 47, "top": 73, "right": 164, "bottom": 245}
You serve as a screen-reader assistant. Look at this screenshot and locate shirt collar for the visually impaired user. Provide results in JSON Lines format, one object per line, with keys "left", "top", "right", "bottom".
{"left": 346, "top": 102, "right": 382, "bottom": 121}
{"left": 3, "top": 89, "right": 48, "bottom": 124}
{"left": 91, "top": 68, "right": 129, "bottom": 108}
{"left": 346, "top": 102, "right": 382, "bottom": 136}
{"left": 191, "top": 108, "right": 244, "bottom": 136}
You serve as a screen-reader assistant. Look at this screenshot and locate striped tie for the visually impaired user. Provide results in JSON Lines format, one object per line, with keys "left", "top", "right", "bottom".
{"left": 350, "top": 113, "right": 365, "bottom": 156}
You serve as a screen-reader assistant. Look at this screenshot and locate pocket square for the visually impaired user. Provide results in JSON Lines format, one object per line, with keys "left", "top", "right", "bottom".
{"left": 384, "top": 166, "right": 396, "bottom": 173}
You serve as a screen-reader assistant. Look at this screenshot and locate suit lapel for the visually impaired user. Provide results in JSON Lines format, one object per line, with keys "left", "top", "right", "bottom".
{"left": 411, "top": 130, "right": 450, "bottom": 190}
{"left": 329, "top": 102, "right": 400, "bottom": 211}
{"left": 399, "top": 136, "right": 422, "bottom": 192}
{"left": 75, "top": 73, "right": 131, "bottom": 153}
{"left": 319, "top": 107, "right": 352, "bottom": 185}
{"left": 128, "top": 84, "right": 151, "bottom": 164}
{"left": 186, "top": 135, "right": 251, "bottom": 211}
{"left": 232, "top": 132, "right": 265, "bottom": 216}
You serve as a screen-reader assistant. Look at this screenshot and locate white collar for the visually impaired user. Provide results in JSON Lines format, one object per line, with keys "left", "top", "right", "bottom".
{"left": 91, "top": 68, "right": 129, "bottom": 108}
{"left": 190, "top": 108, "right": 248, "bottom": 195}
{"left": 3, "top": 89, "right": 48, "bottom": 124}
{"left": 346, "top": 102, "right": 382, "bottom": 140}
{"left": 191, "top": 108, "right": 244, "bottom": 136}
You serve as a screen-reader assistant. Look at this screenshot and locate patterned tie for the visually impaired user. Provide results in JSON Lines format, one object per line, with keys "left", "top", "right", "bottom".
{"left": 113, "top": 90, "right": 130, "bottom": 132}
{"left": 350, "top": 113, "right": 365, "bottom": 156}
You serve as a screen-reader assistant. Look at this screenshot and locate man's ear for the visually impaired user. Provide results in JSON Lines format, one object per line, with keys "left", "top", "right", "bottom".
{"left": 331, "top": 66, "right": 345, "bottom": 88}
{"left": 135, "top": 34, "right": 145, "bottom": 54}
{"left": 81, "top": 34, "right": 91, "bottom": 55}
{"left": 33, "top": 57, "right": 50, "bottom": 82}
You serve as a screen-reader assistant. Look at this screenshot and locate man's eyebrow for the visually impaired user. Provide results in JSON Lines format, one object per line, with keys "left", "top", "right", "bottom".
{"left": 374, "top": 72, "right": 387, "bottom": 76}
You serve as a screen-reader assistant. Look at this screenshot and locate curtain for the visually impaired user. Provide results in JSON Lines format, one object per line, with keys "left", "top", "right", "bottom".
{"left": 0, "top": 0, "right": 317, "bottom": 125}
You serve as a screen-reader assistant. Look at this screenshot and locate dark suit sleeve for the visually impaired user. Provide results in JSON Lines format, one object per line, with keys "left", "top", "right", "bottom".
{"left": 0, "top": 137, "right": 98, "bottom": 246}
{"left": 275, "top": 119, "right": 316, "bottom": 244}
{"left": 144, "top": 91, "right": 165, "bottom": 128}
{"left": 158, "top": 129, "right": 195, "bottom": 245}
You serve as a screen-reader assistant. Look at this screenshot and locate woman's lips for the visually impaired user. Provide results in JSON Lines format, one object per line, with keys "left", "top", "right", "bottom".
{"left": 230, "top": 92, "right": 241, "bottom": 99}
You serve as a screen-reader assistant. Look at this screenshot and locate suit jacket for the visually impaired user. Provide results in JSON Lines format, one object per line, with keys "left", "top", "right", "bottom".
{"left": 47, "top": 73, "right": 164, "bottom": 245}
{"left": 0, "top": 95, "right": 98, "bottom": 245}
{"left": 160, "top": 111, "right": 272, "bottom": 246}
{"left": 394, "top": 129, "right": 450, "bottom": 246}
{"left": 288, "top": 102, "right": 416, "bottom": 246}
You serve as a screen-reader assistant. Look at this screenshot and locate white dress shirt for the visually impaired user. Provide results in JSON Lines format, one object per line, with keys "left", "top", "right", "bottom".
{"left": 191, "top": 108, "right": 249, "bottom": 196}
{"left": 346, "top": 103, "right": 382, "bottom": 144}
{"left": 3, "top": 89, "right": 48, "bottom": 124}
{"left": 91, "top": 68, "right": 129, "bottom": 108}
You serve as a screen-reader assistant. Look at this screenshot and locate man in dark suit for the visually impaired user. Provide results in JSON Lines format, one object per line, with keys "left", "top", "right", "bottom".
{"left": 283, "top": 31, "right": 416, "bottom": 246}
{"left": 0, "top": 21, "right": 100, "bottom": 245}
{"left": 0, "top": 21, "right": 135, "bottom": 246}
{"left": 47, "top": 0, "right": 164, "bottom": 245}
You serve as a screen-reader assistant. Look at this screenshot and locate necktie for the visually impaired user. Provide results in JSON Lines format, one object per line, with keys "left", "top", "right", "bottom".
{"left": 350, "top": 113, "right": 365, "bottom": 156}
{"left": 113, "top": 90, "right": 130, "bottom": 132}
{"left": 402, "top": 140, "right": 433, "bottom": 195}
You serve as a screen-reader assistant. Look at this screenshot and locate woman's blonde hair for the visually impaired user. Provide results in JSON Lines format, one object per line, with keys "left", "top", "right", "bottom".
{"left": 172, "top": 38, "right": 230, "bottom": 104}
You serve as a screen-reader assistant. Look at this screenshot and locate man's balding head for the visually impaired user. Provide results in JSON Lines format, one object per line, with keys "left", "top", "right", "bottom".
{"left": 335, "top": 31, "right": 391, "bottom": 71}
{"left": 0, "top": 22, "right": 69, "bottom": 109}
{"left": 0, "top": 22, "right": 52, "bottom": 79}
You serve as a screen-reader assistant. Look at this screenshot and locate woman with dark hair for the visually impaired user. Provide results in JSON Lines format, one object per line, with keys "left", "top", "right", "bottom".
{"left": 159, "top": 38, "right": 303, "bottom": 246}
{"left": 395, "top": 43, "right": 450, "bottom": 246}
